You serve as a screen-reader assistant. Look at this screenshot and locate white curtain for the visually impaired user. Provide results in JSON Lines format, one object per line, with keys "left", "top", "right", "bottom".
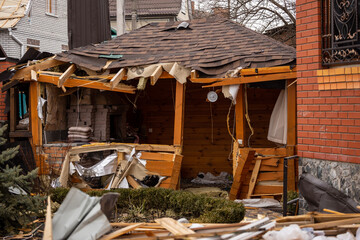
{"left": 267, "top": 89, "right": 287, "bottom": 145}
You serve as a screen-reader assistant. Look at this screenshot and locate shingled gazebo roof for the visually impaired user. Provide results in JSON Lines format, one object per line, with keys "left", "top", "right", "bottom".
{"left": 56, "top": 18, "right": 296, "bottom": 77}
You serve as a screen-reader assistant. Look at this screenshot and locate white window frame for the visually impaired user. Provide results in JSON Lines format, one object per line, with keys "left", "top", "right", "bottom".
{"left": 46, "top": 0, "right": 58, "bottom": 16}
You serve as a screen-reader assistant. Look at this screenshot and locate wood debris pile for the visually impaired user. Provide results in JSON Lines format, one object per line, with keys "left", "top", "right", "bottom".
{"left": 4, "top": 211, "right": 360, "bottom": 239}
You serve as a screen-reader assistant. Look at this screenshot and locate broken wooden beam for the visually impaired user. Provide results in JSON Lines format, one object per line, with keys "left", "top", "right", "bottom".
{"left": 110, "top": 68, "right": 127, "bottom": 89}
{"left": 150, "top": 66, "right": 163, "bottom": 85}
{"left": 11, "top": 57, "right": 64, "bottom": 80}
{"left": 58, "top": 64, "right": 76, "bottom": 87}
{"left": 38, "top": 73, "right": 136, "bottom": 94}
{"left": 203, "top": 72, "right": 297, "bottom": 88}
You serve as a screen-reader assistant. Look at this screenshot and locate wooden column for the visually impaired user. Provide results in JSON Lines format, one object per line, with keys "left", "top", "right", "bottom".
{"left": 173, "top": 81, "right": 185, "bottom": 153}
{"left": 9, "top": 88, "right": 16, "bottom": 142}
{"left": 235, "top": 85, "right": 245, "bottom": 145}
{"left": 232, "top": 85, "right": 245, "bottom": 175}
{"left": 286, "top": 79, "right": 297, "bottom": 191}
{"left": 29, "top": 82, "right": 42, "bottom": 162}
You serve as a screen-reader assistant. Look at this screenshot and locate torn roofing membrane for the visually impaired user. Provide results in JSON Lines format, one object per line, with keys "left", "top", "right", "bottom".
{"left": 55, "top": 18, "right": 296, "bottom": 77}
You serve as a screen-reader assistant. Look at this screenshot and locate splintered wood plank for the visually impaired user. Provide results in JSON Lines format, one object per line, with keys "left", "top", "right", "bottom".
{"left": 99, "top": 223, "right": 144, "bottom": 240}
{"left": 301, "top": 217, "right": 360, "bottom": 230}
{"left": 229, "top": 149, "right": 255, "bottom": 200}
{"left": 38, "top": 74, "right": 135, "bottom": 94}
{"left": 43, "top": 196, "right": 52, "bottom": 240}
{"left": 31, "top": 70, "right": 38, "bottom": 81}
{"left": 12, "top": 57, "right": 64, "bottom": 80}
{"left": 126, "top": 175, "right": 141, "bottom": 189}
{"left": 155, "top": 218, "right": 195, "bottom": 235}
{"left": 58, "top": 64, "right": 76, "bottom": 87}
{"left": 150, "top": 66, "right": 163, "bottom": 85}
{"left": 140, "top": 152, "right": 174, "bottom": 162}
{"left": 110, "top": 68, "right": 126, "bottom": 89}
{"left": 246, "top": 158, "right": 262, "bottom": 198}
{"left": 173, "top": 82, "right": 185, "bottom": 147}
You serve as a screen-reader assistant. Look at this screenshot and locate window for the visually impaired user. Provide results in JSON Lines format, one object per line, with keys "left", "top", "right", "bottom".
{"left": 46, "top": 0, "right": 57, "bottom": 15}
{"left": 322, "top": 0, "right": 360, "bottom": 65}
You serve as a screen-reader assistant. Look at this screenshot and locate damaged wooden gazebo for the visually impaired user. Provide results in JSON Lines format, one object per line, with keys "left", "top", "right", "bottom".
{"left": 3, "top": 18, "right": 297, "bottom": 197}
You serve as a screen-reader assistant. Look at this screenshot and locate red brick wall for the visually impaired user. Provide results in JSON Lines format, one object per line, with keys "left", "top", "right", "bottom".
{"left": 296, "top": 0, "right": 360, "bottom": 163}
{"left": 0, "top": 61, "right": 15, "bottom": 121}
{"left": 43, "top": 145, "right": 71, "bottom": 170}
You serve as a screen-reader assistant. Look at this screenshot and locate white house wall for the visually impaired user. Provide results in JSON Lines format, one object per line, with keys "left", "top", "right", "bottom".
{"left": 0, "top": 0, "right": 68, "bottom": 59}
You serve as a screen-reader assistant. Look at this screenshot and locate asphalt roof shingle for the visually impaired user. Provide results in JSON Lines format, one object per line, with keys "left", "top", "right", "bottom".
{"left": 56, "top": 18, "right": 296, "bottom": 77}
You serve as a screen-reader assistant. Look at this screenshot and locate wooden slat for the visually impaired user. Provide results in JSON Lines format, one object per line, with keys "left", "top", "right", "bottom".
{"left": 258, "top": 172, "right": 283, "bottom": 181}
{"left": 9, "top": 131, "right": 32, "bottom": 138}
{"left": 173, "top": 82, "right": 185, "bottom": 148}
{"left": 229, "top": 150, "right": 255, "bottom": 200}
{"left": 240, "top": 66, "right": 295, "bottom": 76}
{"left": 133, "top": 144, "right": 176, "bottom": 152}
{"left": 246, "top": 158, "right": 261, "bottom": 198}
{"left": 150, "top": 66, "right": 163, "bottom": 85}
{"left": 126, "top": 175, "right": 141, "bottom": 189}
{"left": 58, "top": 64, "right": 76, "bottom": 87}
{"left": 203, "top": 72, "right": 297, "bottom": 88}
{"left": 155, "top": 218, "right": 195, "bottom": 235}
{"left": 140, "top": 152, "right": 174, "bottom": 162}
{"left": 12, "top": 57, "right": 64, "bottom": 80}
{"left": 43, "top": 196, "right": 53, "bottom": 240}
{"left": 110, "top": 68, "right": 126, "bottom": 89}
{"left": 38, "top": 73, "right": 135, "bottom": 94}
{"left": 146, "top": 161, "right": 174, "bottom": 176}
{"left": 99, "top": 223, "right": 144, "bottom": 240}
{"left": 301, "top": 217, "right": 360, "bottom": 230}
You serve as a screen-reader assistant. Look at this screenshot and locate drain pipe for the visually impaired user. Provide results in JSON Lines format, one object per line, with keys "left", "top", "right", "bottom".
{"left": 8, "top": 28, "right": 24, "bottom": 57}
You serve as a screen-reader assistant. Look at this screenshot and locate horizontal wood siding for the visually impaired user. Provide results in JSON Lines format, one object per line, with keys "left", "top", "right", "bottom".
{"left": 138, "top": 81, "right": 283, "bottom": 179}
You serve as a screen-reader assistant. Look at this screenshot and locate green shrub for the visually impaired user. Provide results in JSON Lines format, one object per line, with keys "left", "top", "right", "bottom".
{"left": 50, "top": 187, "right": 245, "bottom": 223}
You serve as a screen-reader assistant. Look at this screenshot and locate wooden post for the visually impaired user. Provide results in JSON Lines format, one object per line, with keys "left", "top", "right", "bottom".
{"left": 29, "top": 82, "right": 43, "bottom": 172}
{"left": 287, "top": 79, "right": 297, "bottom": 191}
{"left": 233, "top": 85, "right": 245, "bottom": 175}
{"left": 173, "top": 81, "right": 185, "bottom": 152}
{"left": 9, "top": 88, "right": 16, "bottom": 142}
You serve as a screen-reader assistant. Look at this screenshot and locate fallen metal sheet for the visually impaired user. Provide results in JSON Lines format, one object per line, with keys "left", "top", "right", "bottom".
{"left": 67, "top": 203, "right": 111, "bottom": 240}
{"left": 73, "top": 152, "right": 118, "bottom": 177}
{"left": 235, "top": 198, "right": 281, "bottom": 208}
{"left": 52, "top": 187, "right": 111, "bottom": 240}
{"left": 299, "top": 173, "right": 360, "bottom": 213}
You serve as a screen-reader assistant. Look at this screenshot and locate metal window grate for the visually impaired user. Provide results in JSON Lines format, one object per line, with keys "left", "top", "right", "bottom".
{"left": 322, "top": 0, "right": 360, "bottom": 65}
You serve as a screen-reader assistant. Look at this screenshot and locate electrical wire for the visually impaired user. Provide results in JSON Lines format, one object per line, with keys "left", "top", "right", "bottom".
{"left": 244, "top": 84, "right": 254, "bottom": 147}
{"left": 226, "top": 101, "right": 236, "bottom": 143}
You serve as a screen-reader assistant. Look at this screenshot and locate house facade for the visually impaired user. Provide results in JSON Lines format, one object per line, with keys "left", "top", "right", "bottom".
{"left": 296, "top": 0, "right": 360, "bottom": 209}
{"left": 0, "top": 0, "right": 68, "bottom": 60}
{"left": 108, "top": 0, "right": 191, "bottom": 32}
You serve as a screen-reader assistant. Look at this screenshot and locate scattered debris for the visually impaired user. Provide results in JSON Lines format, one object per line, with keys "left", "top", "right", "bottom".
{"left": 191, "top": 172, "right": 232, "bottom": 185}
{"left": 299, "top": 173, "right": 360, "bottom": 214}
